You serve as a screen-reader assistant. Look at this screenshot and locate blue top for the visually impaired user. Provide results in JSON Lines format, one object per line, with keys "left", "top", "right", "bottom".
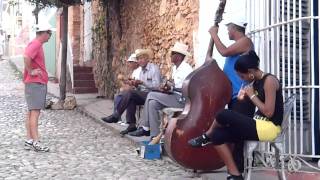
{"left": 223, "top": 55, "right": 245, "bottom": 100}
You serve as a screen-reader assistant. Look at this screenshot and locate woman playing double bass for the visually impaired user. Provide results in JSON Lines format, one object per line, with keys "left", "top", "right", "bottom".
{"left": 189, "top": 51, "right": 284, "bottom": 180}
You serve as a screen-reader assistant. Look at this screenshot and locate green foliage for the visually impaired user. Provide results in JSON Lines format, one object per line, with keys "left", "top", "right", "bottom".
{"left": 24, "top": 0, "right": 83, "bottom": 8}
{"left": 92, "top": 15, "right": 107, "bottom": 42}
{"left": 8, "top": 0, "right": 19, "bottom": 6}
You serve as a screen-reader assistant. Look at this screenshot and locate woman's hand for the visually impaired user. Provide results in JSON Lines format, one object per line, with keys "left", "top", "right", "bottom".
{"left": 243, "top": 84, "right": 255, "bottom": 97}
{"left": 237, "top": 88, "right": 246, "bottom": 100}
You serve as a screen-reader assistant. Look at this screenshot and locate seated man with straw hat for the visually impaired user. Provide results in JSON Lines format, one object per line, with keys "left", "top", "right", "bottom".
{"left": 129, "top": 42, "right": 193, "bottom": 138}
{"left": 101, "top": 49, "right": 161, "bottom": 135}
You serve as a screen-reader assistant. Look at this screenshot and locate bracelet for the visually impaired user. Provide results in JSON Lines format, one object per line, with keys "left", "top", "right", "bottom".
{"left": 250, "top": 94, "right": 256, "bottom": 100}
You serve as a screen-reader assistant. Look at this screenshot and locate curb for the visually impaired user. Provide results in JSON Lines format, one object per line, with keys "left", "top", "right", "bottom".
{"left": 75, "top": 102, "right": 188, "bottom": 167}
{"left": 76, "top": 105, "right": 181, "bottom": 167}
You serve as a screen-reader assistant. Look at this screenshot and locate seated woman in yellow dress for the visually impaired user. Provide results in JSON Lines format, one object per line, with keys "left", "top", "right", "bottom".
{"left": 188, "top": 50, "right": 283, "bottom": 180}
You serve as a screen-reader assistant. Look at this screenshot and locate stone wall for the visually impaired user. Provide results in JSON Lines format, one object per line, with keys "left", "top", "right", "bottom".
{"left": 92, "top": 0, "right": 113, "bottom": 97}
{"left": 92, "top": 0, "right": 199, "bottom": 97}
{"left": 119, "top": 0, "right": 199, "bottom": 78}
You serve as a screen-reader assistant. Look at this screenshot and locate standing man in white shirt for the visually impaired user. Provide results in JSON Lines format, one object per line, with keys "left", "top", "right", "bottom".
{"left": 129, "top": 42, "right": 193, "bottom": 137}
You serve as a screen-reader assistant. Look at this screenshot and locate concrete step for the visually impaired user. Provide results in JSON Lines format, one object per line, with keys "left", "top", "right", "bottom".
{"left": 72, "top": 87, "right": 98, "bottom": 94}
{"left": 74, "top": 66, "right": 93, "bottom": 73}
{"left": 74, "top": 73, "right": 94, "bottom": 81}
{"left": 73, "top": 66, "right": 96, "bottom": 94}
{"left": 73, "top": 80, "right": 96, "bottom": 88}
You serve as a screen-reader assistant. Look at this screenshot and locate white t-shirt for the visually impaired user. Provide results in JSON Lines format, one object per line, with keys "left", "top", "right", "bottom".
{"left": 131, "top": 67, "right": 141, "bottom": 80}
{"left": 172, "top": 61, "right": 193, "bottom": 88}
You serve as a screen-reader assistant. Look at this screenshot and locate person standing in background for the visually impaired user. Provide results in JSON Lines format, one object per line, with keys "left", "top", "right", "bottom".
{"left": 0, "top": 29, "right": 5, "bottom": 60}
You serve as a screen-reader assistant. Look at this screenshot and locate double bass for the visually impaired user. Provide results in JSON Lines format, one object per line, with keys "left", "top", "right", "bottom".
{"left": 164, "top": 0, "right": 232, "bottom": 170}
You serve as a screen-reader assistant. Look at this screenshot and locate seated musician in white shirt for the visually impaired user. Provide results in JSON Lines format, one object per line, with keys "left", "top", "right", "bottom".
{"left": 129, "top": 42, "right": 193, "bottom": 138}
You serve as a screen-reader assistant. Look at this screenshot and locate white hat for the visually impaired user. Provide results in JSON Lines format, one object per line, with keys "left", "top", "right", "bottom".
{"left": 35, "top": 22, "right": 56, "bottom": 32}
{"left": 170, "top": 42, "right": 191, "bottom": 57}
{"left": 135, "top": 49, "right": 153, "bottom": 59}
{"left": 127, "top": 53, "right": 137, "bottom": 62}
{"left": 225, "top": 16, "right": 247, "bottom": 28}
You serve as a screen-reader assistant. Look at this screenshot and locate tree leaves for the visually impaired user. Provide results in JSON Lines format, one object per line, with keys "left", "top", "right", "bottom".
{"left": 25, "top": 0, "right": 83, "bottom": 8}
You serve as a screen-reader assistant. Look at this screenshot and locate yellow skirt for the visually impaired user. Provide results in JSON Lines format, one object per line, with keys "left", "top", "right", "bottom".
{"left": 255, "top": 120, "right": 281, "bottom": 141}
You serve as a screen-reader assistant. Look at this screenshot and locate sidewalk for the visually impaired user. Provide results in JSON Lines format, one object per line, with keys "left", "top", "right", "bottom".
{"left": 8, "top": 56, "right": 320, "bottom": 180}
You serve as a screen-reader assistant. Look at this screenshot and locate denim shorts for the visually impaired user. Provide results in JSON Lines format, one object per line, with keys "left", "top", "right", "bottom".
{"left": 25, "top": 83, "right": 47, "bottom": 110}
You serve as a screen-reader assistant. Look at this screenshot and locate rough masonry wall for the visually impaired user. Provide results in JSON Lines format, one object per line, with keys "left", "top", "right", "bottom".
{"left": 92, "top": 0, "right": 199, "bottom": 97}
{"left": 119, "top": 0, "right": 199, "bottom": 78}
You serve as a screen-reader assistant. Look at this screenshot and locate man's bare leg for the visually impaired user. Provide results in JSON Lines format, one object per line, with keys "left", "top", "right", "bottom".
{"left": 26, "top": 109, "right": 49, "bottom": 152}
{"left": 28, "top": 110, "right": 40, "bottom": 141}
{"left": 25, "top": 111, "right": 32, "bottom": 140}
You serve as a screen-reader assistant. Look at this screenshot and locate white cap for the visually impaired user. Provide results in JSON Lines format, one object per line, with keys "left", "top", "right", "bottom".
{"left": 127, "top": 53, "right": 137, "bottom": 62}
{"left": 35, "top": 22, "right": 56, "bottom": 32}
{"left": 224, "top": 16, "right": 247, "bottom": 28}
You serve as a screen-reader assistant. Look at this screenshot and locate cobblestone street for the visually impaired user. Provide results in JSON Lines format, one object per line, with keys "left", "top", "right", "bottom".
{"left": 0, "top": 60, "right": 199, "bottom": 180}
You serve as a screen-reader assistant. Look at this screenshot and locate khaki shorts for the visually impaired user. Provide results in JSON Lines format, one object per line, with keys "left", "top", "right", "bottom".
{"left": 25, "top": 83, "right": 47, "bottom": 110}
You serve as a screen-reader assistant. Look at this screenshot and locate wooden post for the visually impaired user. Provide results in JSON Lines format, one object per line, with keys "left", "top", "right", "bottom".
{"left": 60, "top": 6, "right": 68, "bottom": 101}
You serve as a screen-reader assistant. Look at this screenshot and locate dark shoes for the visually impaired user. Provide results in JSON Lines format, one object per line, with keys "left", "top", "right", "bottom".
{"left": 188, "top": 134, "right": 211, "bottom": 147}
{"left": 120, "top": 124, "right": 137, "bottom": 135}
{"left": 101, "top": 115, "right": 119, "bottom": 123}
{"left": 128, "top": 127, "right": 150, "bottom": 137}
{"left": 227, "top": 174, "right": 244, "bottom": 180}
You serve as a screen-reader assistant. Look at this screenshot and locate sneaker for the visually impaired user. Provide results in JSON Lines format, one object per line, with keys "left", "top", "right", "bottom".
{"left": 188, "top": 134, "right": 211, "bottom": 147}
{"left": 32, "top": 141, "right": 50, "bottom": 152}
{"left": 227, "top": 174, "right": 244, "bottom": 180}
{"left": 24, "top": 140, "right": 33, "bottom": 150}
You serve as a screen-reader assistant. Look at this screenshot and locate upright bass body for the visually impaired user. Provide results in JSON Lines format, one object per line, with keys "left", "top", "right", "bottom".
{"left": 164, "top": 60, "right": 232, "bottom": 170}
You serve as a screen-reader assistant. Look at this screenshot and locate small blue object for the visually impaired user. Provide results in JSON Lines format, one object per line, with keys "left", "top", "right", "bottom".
{"left": 140, "top": 141, "right": 161, "bottom": 159}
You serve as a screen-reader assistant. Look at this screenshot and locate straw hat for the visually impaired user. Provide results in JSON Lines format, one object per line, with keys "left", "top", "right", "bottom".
{"left": 127, "top": 53, "right": 137, "bottom": 62}
{"left": 170, "top": 42, "right": 191, "bottom": 57}
{"left": 135, "top": 49, "right": 153, "bottom": 59}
